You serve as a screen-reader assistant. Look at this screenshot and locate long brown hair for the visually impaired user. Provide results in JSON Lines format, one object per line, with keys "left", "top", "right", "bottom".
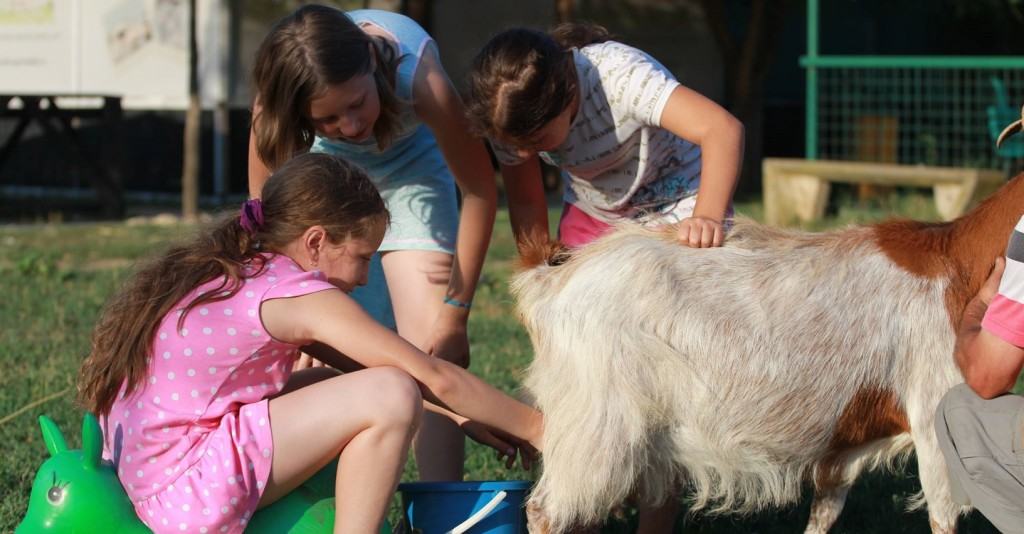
{"left": 465, "top": 22, "right": 610, "bottom": 143}
{"left": 79, "top": 153, "right": 389, "bottom": 416}
{"left": 251, "top": 4, "right": 403, "bottom": 170}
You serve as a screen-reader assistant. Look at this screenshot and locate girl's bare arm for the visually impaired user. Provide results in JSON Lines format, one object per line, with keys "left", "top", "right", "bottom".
{"left": 262, "top": 289, "right": 544, "bottom": 448}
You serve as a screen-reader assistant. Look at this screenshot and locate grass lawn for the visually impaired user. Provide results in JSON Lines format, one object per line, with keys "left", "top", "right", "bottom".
{"left": 0, "top": 190, "right": 1005, "bottom": 533}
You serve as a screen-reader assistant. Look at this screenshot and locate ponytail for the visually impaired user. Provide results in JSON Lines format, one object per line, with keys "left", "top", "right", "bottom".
{"left": 79, "top": 153, "right": 388, "bottom": 416}
{"left": 78, "top": 215, "right": 258, "bottom": 416}
{"left": 550, "top": 22, "right": 611, "bottom": 50}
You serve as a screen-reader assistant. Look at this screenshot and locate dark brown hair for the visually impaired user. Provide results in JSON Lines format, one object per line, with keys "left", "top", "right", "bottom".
{"left": 79, "top": 153, "right": 388, "bottom": 416}
{"left": 465, "top": 22, "right": 610, "bottom": 143}
{"left": 251, "top": 4, "right": 403, "bottom": 170}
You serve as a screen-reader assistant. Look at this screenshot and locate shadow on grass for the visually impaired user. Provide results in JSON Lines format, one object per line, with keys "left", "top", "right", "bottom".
{"left": 595, "top": 460, "right": 998, "bottom": 533}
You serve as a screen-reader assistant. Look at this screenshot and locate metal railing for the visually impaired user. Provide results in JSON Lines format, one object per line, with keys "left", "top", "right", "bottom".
{"left": 802, "top": 0, "right": 1024, "bottom": 173}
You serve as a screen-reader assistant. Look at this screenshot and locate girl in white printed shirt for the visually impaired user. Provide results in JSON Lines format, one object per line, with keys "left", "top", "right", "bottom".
{"left": 466, "top": 24, "right": 744, "bottom": 252}
{"left": 465, "top": 24, "right": 744, "bottom": 532}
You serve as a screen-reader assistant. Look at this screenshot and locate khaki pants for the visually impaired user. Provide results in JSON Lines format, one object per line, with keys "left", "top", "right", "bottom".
{"left": 935, "top": 383, "right": 1024, "bottom": 533}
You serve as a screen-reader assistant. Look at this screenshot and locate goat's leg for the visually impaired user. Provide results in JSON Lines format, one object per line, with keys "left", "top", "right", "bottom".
{"left": 911, "top": 423, "right": 960, "bottom": 534}
{"left": 804, "top": 484, "right": 851, "bottom": 534}
{"left": 804, "top": 434, "right": 908, "bottom": 533}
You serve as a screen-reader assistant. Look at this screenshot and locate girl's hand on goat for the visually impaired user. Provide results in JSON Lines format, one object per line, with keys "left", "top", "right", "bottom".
{"left": 677, "top": 216, "right": 724, "bottom": 248}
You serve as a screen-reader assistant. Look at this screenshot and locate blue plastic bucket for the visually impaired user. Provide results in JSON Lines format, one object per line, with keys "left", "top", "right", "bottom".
{"left": 398, "top": 480, "right": 531, "bottom": 534}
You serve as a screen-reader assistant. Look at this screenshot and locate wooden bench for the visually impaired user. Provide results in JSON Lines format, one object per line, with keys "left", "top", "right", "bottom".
{"left": 0, "top": 94, "right": 124, "bottom": 217}
{"left": 762, "top": 158, "right": 1005, "bottom": 226}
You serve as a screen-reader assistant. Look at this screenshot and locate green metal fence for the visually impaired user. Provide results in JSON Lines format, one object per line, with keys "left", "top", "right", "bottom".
{"left": 802, "top": 0, "right": 1024, "bottom": 172}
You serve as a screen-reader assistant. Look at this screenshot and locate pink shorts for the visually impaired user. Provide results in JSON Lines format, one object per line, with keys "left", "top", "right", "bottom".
{"left": 557, "top": 203, "right": 614, "bottom": 248}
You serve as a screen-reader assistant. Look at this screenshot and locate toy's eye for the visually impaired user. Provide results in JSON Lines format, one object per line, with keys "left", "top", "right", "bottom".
{"left": 46, "top": 485, "right": 64, "bottom": 504}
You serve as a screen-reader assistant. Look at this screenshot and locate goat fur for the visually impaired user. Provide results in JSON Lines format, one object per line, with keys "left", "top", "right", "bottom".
{"left": 513, "top": 175, "right": 1024, "bottom": 533}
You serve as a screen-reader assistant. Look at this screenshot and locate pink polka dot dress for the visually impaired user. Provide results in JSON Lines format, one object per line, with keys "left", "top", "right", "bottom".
{"left": 101, "top": 254, "right": 336, "bottom": 534}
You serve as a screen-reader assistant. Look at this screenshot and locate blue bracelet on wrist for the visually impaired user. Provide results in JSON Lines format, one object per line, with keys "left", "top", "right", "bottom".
{"left": 443, "top": 296, "right": 472, "bottom": 309}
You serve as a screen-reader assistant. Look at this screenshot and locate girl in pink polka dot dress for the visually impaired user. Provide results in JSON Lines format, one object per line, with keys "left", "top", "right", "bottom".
{"left": 79, "top": 153, "right": 543, "bottom": 534}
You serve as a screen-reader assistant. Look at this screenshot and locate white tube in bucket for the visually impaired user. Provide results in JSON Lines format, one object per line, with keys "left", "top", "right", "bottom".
{"left": 446, "top": 490, "right": 507, "bottom": 534}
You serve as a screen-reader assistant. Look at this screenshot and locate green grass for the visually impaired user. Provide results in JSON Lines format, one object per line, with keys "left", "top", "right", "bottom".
{"left": 0, "top": 194, "right": 1002, "bottom": 532}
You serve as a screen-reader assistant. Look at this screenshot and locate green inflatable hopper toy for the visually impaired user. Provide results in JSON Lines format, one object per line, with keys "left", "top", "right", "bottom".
{"left": 17, "top": 413, "right": 391, "bottom": 534}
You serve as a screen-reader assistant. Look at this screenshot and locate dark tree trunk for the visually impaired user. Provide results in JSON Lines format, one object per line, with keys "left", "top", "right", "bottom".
{"left": 699, "top": 0, "right": 786, "bottom": 119}
{"left": 697, "top": 0, "right": 788, "bottom": 195}
{"left": 182, "top": 0, "right": 200, "bottom": 221}
{"left": 556, "top": 0, "right": 574, "bottom": 22}
{"left": 401, "top": 0, "right": 433, "bottom": 33}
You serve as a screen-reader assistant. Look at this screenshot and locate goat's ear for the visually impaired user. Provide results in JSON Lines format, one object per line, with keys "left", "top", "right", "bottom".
{"left": 81, "top": 413, "right": 103, "bottom": 470}
{"left": 39, "top": 416, "right": 68, "bottom": 457}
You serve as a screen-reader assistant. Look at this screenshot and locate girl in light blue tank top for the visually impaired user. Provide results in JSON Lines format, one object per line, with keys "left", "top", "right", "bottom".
{"left": 248, "top": 5, "right": 512, "bottom": 483}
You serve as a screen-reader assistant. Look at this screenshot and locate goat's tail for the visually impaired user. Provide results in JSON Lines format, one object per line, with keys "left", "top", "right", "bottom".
{"left": 516, "top": 235, "right": 571, "bottom": 270}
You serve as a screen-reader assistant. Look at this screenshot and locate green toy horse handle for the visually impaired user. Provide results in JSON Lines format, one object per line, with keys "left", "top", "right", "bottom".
{"left": 17, "top": 414, "right": 390, "bottom": 534}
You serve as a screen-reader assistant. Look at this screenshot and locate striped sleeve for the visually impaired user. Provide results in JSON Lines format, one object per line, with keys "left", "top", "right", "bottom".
{"left": 597, "top": 42, "right": 680, "bottom": 128}
{"left": 982, "top": 216, "right": 1024, "bottom": 347}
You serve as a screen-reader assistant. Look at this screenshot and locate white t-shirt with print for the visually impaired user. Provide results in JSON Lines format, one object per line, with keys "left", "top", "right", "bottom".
{"left": 492, "top": 41, "right": 702, "bottom": 224}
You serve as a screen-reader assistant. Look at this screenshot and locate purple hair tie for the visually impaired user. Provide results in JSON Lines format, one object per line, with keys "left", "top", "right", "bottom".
{"left": 240, "top": 198, "right": 264, "bottom": 234}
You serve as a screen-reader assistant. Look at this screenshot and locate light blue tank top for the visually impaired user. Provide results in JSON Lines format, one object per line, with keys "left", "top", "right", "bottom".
{"left": 311, "top": 10, "right": 448, "bottom": 186}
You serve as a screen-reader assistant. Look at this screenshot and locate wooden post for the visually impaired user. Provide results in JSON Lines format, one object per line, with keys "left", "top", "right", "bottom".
{"left": 182, "top": 0, "right": 200, "bottom": 221}
{"left": 763, "top": 159, "right": 829, "bottom": 226}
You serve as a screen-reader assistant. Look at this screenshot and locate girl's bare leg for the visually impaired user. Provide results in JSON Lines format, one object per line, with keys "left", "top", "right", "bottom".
{"left": 382, "top": 250, "right": 465, "bottom": 481}
{"left": 259, "top": 367, "right": 423, "bottom": 533}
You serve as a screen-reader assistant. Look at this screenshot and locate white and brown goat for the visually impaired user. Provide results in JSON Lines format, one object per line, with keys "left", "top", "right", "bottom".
{"left": 513, "top": 174, "right": 1024, "bottom": 533}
